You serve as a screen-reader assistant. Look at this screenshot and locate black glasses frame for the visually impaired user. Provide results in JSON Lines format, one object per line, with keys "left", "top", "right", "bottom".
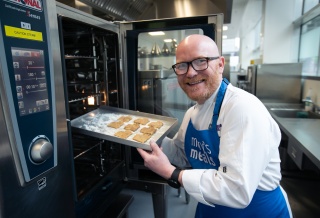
{"left": 172, "top": 56, "right": 220, "bottom": 75}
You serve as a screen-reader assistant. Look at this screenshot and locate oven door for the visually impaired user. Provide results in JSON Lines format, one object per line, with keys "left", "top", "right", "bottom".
{"left": 119, "top": 14, "right": 223, "bottom": 218}
{"left": 57, "top": 12, "right": 126, "bottom": 217}
{"left": 121, "top": 14, "right": 223, "bottom": 175}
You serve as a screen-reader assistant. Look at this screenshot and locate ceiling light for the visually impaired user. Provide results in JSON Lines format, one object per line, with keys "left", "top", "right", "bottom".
{"left": 223, "top": 26, "right": 228, "bottom": 31}
{"left": 148, "top": 31, "right": 165, "bottom": 36}
{"left": 164, "top": 39, "right": 177, "bottom": 43}
{"left": 75, "top": 0, "right": 87, "bottom": 7}
{"left": 223, "top": 35, "right": 227, "bottom": 39}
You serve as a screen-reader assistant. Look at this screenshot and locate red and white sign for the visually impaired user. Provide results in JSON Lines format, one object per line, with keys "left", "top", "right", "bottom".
{"left": 4, "top": 0, "right": 43, "bottom": 12}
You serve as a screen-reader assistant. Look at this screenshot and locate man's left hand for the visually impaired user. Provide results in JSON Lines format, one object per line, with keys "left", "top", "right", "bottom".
{"left": 137, "top": 140, "right": 176, "bottom": 180}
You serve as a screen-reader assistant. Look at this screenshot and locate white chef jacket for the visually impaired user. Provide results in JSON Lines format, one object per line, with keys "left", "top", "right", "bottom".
{"left": 161, "top": 83, "right": 284, "bottom": 208}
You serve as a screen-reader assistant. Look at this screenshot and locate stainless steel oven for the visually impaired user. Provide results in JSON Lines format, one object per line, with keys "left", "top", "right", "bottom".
{"left": 57, "top": 13, "right": 126, "bottom": 217}
{"left": 1, "top": 1, "right": 223, "bottom": 217}
{"left": 56, "top": 6, "right": 223, "bottom": 217}
{"left": 0, "top": 0, "right": 74, "bottom": 217}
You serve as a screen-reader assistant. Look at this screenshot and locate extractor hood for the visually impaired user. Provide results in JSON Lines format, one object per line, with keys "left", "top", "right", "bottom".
{"left": 56, "top": 0, "right": 233, "bottom": 23}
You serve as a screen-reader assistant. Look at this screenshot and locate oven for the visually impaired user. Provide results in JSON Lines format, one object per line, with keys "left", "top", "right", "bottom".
{"left": 1, "top": 1, "right": 223, "bottom": 217}
{"left": 0, "top": 1, "right": 75, "bottom": 217}
{"left": 56, "top": 5, "right": 223, "bottom": 217}
{"left": 57, "top": 14, "right": 126, "bottom": 217}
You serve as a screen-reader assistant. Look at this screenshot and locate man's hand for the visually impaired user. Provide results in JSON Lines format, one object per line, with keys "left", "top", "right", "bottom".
{"left": 137, "top": 140, "right": 176, "bottom": 180}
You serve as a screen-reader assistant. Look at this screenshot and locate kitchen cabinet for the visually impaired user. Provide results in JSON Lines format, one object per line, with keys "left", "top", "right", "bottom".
{"left": 287, "top": 138, "right": 304, "bottom": 170}
{"left": 265, "top": 103, "right": 320, "bottom": 171}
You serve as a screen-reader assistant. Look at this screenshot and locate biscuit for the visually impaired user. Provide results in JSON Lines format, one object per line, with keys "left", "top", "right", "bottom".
{"left": 114, "top": 130, "right": 132, "bottom": 139}
{"left": 107, "top": 120, "right": 124, "bottom": 129}
{"left": 148, "top": 121, "right": 163, "bottom": 129}
{"left": 124, "top": 123, "right": 140, "bottom": 132}
{"left": 133, "top": 133, "right": 151, "bottom": 143}
{"left": 140, "top": 126, "right": 157, "bottom": 135}
{"left": 134, "top": 117, "right": 150, "bottom": 125}
{"left": 118, "top": 115, "right": 132, "bottom": 122}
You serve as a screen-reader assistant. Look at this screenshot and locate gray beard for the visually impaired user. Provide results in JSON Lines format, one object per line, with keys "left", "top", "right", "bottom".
{"left": 186, "top": 86, "right": 214, "bottom": 103}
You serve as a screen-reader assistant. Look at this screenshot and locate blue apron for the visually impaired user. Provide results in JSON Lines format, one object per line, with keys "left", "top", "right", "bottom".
{"left": 184, "top": 79, "right": 290, "bottom": 218}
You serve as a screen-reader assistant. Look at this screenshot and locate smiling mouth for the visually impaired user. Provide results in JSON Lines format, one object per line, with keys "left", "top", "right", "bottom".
{"left": 187, "top": 79, "right": 205, "bottom": 86}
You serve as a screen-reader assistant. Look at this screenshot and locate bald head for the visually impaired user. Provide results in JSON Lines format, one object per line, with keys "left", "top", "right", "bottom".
{"left": 176, "top": 35, "right": 220, "bottom": 63}
{"left": 174, "top": 34, "right": 224, "bottom": 104}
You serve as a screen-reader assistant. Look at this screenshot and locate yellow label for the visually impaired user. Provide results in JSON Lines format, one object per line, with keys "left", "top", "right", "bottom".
{"left": 4, "top": 26, "right": 43, "bottom": 41}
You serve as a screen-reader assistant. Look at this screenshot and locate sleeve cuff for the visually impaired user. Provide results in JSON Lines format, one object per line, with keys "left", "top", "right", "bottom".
{"left": 182, "top": 169, "right": 215, "bottom": 207}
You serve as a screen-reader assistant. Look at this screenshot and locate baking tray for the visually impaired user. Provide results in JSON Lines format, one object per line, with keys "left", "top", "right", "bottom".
{"left": 70, "top": 106, "right": 178, "bottom": 151}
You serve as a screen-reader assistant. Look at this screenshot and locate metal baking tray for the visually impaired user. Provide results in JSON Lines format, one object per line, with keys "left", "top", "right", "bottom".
{"left": 70, "top": 106, "right": 178, "bottom": 151}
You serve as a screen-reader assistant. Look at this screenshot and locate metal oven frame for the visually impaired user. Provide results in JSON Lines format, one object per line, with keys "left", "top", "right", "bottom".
{"left": 56, "top": 3, "right": 223, "bottom": 218}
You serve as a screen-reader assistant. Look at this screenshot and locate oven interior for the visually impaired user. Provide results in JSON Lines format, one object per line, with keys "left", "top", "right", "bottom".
{"left": 58, "top": 16, "right": 125, "bottom": 217}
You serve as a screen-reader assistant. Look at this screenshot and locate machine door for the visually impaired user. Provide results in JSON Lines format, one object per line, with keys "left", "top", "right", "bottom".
{"left": 120, "top": 15, "right": 223, "bottom": 113}
{"left": 119, "top": 15, "right": 223, "bottom": 176}
{"left": 0, "top": 0, "right": 74, "bottom": 217}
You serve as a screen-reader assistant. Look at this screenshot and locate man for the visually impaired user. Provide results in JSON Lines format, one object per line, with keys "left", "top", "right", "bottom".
{"left": 137, "top": 34, "right": 292, "bottom": 217}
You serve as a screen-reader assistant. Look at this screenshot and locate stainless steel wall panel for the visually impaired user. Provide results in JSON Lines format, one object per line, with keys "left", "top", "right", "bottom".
{"left": 80, "top": 0, "right": 151, "bottom": 20}
{"left": 255, "top": 63, "right": 302, "bottom": 103}
{"left": 56, "top": 2, "right": 119, "bottom": 34}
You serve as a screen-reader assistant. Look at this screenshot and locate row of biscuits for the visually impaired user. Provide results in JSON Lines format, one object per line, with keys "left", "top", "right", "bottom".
{"left": 107, "top": 115, "right": 163, "bottom": 143}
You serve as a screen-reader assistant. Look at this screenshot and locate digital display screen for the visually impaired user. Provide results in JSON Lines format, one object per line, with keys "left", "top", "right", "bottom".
{"left": 11, "top": 47, "right": 50, "bottom": 116}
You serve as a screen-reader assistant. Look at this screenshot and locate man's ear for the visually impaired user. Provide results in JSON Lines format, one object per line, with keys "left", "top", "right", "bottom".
{"left": 219, "top": 56, "right": 225, "bottom": 73}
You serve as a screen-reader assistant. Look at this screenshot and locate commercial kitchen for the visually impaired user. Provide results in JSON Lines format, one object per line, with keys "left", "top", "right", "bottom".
{"left": 0, "top": 0, "right": 319, "bottom": 217}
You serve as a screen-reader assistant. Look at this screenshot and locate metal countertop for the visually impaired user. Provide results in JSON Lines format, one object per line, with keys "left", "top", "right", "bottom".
{"left": 264, "top": 102, "right": 320, "bottom": 169}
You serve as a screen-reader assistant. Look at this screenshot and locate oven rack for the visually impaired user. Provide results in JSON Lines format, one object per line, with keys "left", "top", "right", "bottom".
{"left": 62, "top": 31, "right": 96, "bottom": 37}
{"left": 63, "top": 42, "right": 98, "bottom": 49}
{"left": 67, "top": 80, "right": 102, "bottom": 86}
{"left": 65, "top": 55, "right": 99, "bottom": 59}
{"left": 74, "top": 140, "right": 104, "bottom": 160}
{"left": 62, "top": 31, "right": 108, "bottom": 38}
{"left": 66, "top": 68, "right": 103, "bottom": 73}
{"left": 68, "top": 93, "right": 101, "bottom": 103}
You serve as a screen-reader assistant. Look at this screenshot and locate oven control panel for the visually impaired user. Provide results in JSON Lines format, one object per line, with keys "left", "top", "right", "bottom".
{"left": 0, "top": 0, "right": 57, "bottom": 184}
{"left": 29, "top": 135, "right": 53, "bottom": 164}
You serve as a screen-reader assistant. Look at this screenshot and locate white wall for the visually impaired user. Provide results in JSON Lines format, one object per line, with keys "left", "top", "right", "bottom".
{"left": 238, "top": 0, "right": 320, "bottom": 106}
{"left": 263, "top": 0, "right": 299, "bottom": 63}
{"left": 239, "top": 0, "right": 301, "bottom": 69}
{"left": 239, "top": 0, "right": 263, "bottom": 69}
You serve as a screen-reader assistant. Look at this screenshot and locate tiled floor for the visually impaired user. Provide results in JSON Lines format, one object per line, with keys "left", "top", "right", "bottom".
{"left": 122, "top": 172, "right": 320, "bottom": 218}
{"left": 280, "top": 171, "right": 320, "bottom": 218}
{"left": 122, "top": 186, "right": 197, "bottom": 218}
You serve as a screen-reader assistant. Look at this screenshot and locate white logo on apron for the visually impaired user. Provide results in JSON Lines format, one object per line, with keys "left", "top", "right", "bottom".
{"left": 190, "top": 137, "right": 216, "bottom": 166}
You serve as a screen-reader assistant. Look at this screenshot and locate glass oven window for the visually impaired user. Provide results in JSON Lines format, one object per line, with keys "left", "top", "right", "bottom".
{"left": 137, "top": 29, "right": 203, "bottom": 70}
{"left": 136, "top": 29, "right": 202, "bottom": 136}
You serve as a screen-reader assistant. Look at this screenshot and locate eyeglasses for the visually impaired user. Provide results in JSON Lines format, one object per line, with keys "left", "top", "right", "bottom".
{"left": 172, "top": 57, "right": 220, "bottom": 75}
